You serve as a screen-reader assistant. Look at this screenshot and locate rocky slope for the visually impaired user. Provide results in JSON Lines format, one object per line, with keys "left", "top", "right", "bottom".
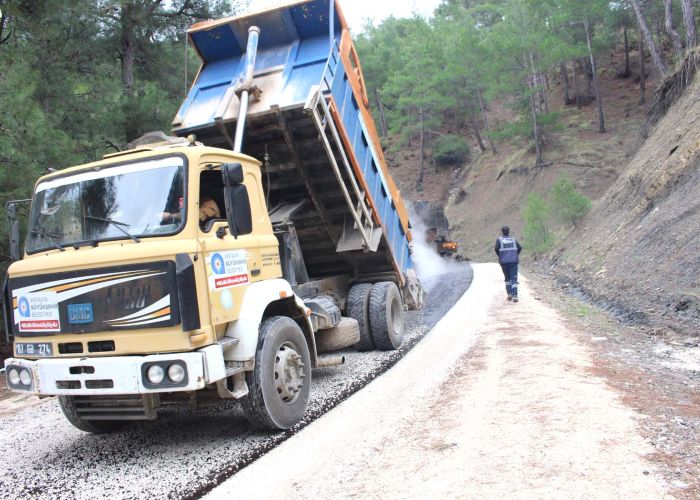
{"left": 554, "top": 61, "right": 700, "bottom": 338}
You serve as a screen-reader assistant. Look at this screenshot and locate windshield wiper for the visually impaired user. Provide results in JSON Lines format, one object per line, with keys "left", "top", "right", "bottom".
{"left": 85, "top": 215, "right": 141, "bottom": 243}
{"left": 29, "top": 228, "right": 66, "bottom": 252}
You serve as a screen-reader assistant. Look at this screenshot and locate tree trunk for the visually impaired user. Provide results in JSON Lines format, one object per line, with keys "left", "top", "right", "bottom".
{"left": 623, "top": 26, "right": 631, "bottom": 77}
{"left": 119, "top": 2, "right": 139, "bottom": 142}
{"left": 530, "top": 53, "right": 548, "bottom": 115}
{"left": 681, "top": 0, "right": 697, "bottom": 48}
{"left": 375, "top": 88, "right": 388, "bottom": 137}
{"left": 639, "top": 27, "right": 646, "bottom": 104}
{"left": 654, "top": 17, "right": 664, "bottom": 42}
{"left": 529, "top": 86, "right": 543, "bottom": 168}
{"left": 571, "top": 59, "right": 581, "bottom": 108}
{"left": 0, "top": 11, "right": 9, "bottom": 47}
{"left": 418, "top": 102, "right": 424, "bottom": 188}
{"left": 584, "top": 17, "right": 605, "bottom": 133}
{"left": 629, "top": 0, "right": 668, "bottom": 76}
{"left": 540, "top": 74, "right": 550, "bottom": 114}
{"left": 120, "top": 4, "right": 135, "bottom": 98}
{"left": 581, "top": 57, "right": 593, "bottom": 97}
{"left": 664, "top": 0, "right": 684, "bottom": 58}
{"left": 476, "top": 87, "right": 497, "bottom": 155}
{"left": 528, "top": 52, "right": 543, "bottom": 168}
{"left": 560, "top": 63, "right": 571, "bottom": 105}
{"left": 466, "top": 93, "right": 486, "bottom": 153}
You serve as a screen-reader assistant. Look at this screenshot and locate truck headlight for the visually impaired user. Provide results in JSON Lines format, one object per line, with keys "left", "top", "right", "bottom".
{"left": 147, "top": 364, "right": 165, "bottom": 385}
{"left": 8, "top": 368, "right": 20, "bottom": 385}
{"left": 167, "top": 363, "right": 186, "bottom": 384}
{"left": 19, "top": 369, "right": 32, "bottom": 386}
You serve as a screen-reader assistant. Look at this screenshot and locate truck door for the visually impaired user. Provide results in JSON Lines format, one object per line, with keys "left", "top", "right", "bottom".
{"left": 197, "top": 163, "right": 281, "bottom": 329}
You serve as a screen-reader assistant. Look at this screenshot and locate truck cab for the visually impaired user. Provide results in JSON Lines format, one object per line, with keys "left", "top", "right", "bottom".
{"left": 4, "top": 139, "right": 317, "bottom": 430}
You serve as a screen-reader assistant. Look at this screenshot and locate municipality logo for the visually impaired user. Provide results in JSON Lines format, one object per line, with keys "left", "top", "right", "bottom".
{"left": 18, "top": 297, "right": 30, "bottom": 317}
{"left": 211, "top": 253, "right": 226, "bottom": 275}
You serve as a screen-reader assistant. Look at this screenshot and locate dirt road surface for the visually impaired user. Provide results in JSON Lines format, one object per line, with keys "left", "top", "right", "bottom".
{"left": 207, "top": 263, "right": 669, "bottom": 499}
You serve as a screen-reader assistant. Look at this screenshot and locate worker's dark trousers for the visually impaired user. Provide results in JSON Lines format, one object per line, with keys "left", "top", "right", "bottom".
{"left": 500, "top": 262, "right": 519, "bottom": 298}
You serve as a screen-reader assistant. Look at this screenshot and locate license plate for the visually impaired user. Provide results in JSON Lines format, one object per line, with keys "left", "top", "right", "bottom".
{"left": 15, "top": 342, "right": 53, "bottom": 357}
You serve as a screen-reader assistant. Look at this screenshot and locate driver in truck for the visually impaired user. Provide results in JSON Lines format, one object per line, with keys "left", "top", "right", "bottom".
{"left": 161, "top": 195, "right": 220, "bottom": 226}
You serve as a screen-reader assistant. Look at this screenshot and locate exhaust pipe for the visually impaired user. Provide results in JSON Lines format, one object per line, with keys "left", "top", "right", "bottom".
{"left": 233, "top": 26, "right": 261, "bottom": 153}
{"left": 316, "top": 355, "right": 345, "bottom": 368}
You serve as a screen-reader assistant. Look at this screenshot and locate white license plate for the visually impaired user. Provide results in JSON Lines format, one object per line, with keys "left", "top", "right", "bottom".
{"left": 15, "top": 342, "right": 53, "bottom": 357}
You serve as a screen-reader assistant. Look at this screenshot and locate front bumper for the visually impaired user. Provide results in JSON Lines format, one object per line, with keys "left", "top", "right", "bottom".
{"left": 3, "top": 345, "right": 226, "bottom": 396}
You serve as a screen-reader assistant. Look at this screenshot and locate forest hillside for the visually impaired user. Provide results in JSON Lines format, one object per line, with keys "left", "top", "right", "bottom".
{"left": 355, "top": 0, "right": 699, "bottom": 338}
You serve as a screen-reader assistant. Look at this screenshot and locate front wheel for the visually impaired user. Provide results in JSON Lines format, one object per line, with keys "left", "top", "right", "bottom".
{"left": 241, "top": 316, "right": 312, "bottom": 430}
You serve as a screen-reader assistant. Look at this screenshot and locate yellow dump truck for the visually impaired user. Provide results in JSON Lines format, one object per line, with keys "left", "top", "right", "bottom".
{"left": 2, "top": 0, "right": 422, "bottom": 432}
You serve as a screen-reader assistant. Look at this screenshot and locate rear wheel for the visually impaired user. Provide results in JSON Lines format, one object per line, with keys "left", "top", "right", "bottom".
{"left": 315, "top": 317, "right": 361, "bottom": 353}
{"left": 241, "top": 316, "right": 311, "bottom": 430}
{"left": 58, "top": 396, "right": 128, "bottom": 434}
{"left": 347, "top": 283, "right": 374, "bottom": 351}
{"left": 369, "top": 281, "right": 405, "bottom": 350}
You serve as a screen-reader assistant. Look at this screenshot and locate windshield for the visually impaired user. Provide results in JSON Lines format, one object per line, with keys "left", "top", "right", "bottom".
{"left": 26, "top": 156, "right": 186, "bottom": 253}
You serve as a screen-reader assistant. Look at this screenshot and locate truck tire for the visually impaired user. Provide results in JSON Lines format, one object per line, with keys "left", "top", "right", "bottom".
{"left": 347, "top": 283, "right": 374, "bottom": 351}
{"left": 58, "top": 396, "right": 128, "bottom": 434}
{"left": 241, "top": 316, "right": 311, "bottom": 430}
{"left": 368, "top": 281, "right": 405, "bottom": 350}
{"left": 315, "top": 317, "right": 361, "bottom": 353}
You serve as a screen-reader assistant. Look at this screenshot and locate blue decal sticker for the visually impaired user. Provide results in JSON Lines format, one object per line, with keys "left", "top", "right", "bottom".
{"left": 68, "top": 303, "right": 94, "bottom": 324}
{"left": 18, "top": 297, "right": 30, "bottom": 317}
{"left": 211, "top": 253, "right": 226, "bottom": 275}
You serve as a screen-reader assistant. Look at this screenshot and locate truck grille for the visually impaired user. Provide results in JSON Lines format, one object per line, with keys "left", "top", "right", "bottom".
{"left": 72, "top": 395, "right": 158, "bottom": 421}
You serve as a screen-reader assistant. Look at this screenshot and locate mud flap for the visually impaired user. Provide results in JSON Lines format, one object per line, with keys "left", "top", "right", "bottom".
{"left": 403, "top": 269, "right": 424, "bottom": 310}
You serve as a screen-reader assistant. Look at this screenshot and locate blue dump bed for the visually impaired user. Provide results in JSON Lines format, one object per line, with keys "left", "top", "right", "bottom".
{"left": 172, "top": 0, "right": 415, "bottom": 286}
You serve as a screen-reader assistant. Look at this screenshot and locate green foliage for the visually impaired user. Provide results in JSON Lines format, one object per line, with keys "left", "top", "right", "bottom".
{"left": 356, "top": 0, "right": 620, "bottom": 169}
{"left": 0, "top": 0, "right": 244, "bottom": 266}
{"left": 520, "top": 177, "right": 591, "bottom": 255}
{"left": 522, "top": 192, "right": 554, "bottom": 253}
{"left": 549, "top": 175, "right": 592, "bottom": 226}
{"left": 490, "top": 117, "right": 534, "bottom": 141}
{"left": 432, "top": 135, "right": 471, "bottom": 166}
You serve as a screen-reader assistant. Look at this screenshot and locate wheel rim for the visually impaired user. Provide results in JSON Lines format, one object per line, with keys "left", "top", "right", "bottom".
{"left": 390, "top": 295, "right": 404, "bottom": 337}
{"left": 274, "top": 341, "right": 306, "bottom": 404}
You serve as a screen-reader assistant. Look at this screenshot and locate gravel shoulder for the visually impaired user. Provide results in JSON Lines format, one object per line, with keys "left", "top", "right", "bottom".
{"left": 206, "top": 263, "right": 671, "bottom": 499}
{"left": 528, "top": 268, "right": 700, "bottom": 499}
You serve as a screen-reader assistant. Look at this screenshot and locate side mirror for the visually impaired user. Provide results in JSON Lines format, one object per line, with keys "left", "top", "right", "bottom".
{"left": 221, "top": 164, "right": 252, "bottom": 237}
{"left": 6, "top": 202, "right": 20, "bottom": 262}
{"left": 9, "top": 220, "right": 20, "bottom": 262}
{"left": 222, "top": 162, "right": 244, "bottom": 186}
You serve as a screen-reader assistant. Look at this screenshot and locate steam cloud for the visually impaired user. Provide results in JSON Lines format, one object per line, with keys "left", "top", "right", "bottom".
{"left": 409, "top": 207, "right": 462, "bottom": 292}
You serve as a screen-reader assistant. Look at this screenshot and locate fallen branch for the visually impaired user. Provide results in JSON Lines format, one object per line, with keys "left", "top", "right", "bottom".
{"left": 560, "top": 161, "right": 597, "bottom": 168}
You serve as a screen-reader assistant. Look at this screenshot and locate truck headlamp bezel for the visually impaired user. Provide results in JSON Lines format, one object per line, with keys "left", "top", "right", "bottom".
{"left": 141, "top": 360, "right": 188, "bottom": 389}
{"left": 6, "top": 365, "right": 33, "bottom": 389}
